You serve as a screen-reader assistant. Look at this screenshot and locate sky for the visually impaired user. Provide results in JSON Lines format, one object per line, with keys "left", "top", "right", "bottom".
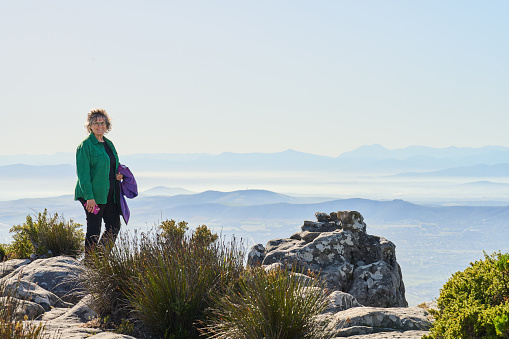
{"left": 1, "top": 1, "right": 508, "bottom": 157}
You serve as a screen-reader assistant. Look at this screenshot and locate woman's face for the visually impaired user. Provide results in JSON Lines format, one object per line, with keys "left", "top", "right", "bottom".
{"left": 91, "top": 117, "right": 107, "bottom": 137}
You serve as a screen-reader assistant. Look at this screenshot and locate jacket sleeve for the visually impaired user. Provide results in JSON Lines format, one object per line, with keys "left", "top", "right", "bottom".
{"left": 76, "top": 143, "right": 94, "bottom": 200}
{"left": 119, "top": 164, "right": 138, "bottom": 198}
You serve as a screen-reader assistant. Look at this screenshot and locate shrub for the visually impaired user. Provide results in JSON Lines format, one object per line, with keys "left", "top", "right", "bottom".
{"left": 81, "top": 220, "right": 245, "bottom": 338}
{"left": 424, "top": 252, "right": 509, "bottom": 339}
{"left": 192, "top": 224, "right": 219, "bottom": 245}
{"left": 80, "top": 231, "right": 143, "bottom": 318}
{"left": 7, "top": 224, "right": 33, "bottom": 259}
{"left": 200, "top": 265, "right": 335, "bottom": 339}
{"left": 8, "top": 209, "right": 84, "bottom": 259}
{"left": 127, "top": 231, "right": 245, "bottom": 338}
{"left": 159, "top": 219, "right": 189, "bottom": 243}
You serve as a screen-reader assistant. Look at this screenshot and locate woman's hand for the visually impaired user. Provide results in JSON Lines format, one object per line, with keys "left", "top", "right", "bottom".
{"left": 86, "top": 199, "right": 98, "bottom": 213}
{"left": 116, "top": 173, "right": 124, "bottom": 181}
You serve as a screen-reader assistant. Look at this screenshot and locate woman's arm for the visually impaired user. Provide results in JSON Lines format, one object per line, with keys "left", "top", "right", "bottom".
{"left": 76, "top": 144, "right": 95, "bottom": 200}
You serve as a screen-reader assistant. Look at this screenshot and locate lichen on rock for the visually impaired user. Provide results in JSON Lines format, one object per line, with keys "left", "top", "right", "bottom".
{"left": 247, "top": 210, "right": 408, "bottom": 308}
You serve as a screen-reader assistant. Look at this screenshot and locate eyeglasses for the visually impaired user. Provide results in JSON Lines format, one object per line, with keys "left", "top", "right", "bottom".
{"left": 92, "top": 122, "right": 106, "bottom": 126}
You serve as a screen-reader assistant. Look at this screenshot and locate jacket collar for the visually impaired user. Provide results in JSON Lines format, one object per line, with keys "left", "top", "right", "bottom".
{"left": 88, "top": 132, "right": 110, "bottom": 145}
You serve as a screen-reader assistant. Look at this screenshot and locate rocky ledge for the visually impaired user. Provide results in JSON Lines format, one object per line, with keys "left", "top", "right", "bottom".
{"left": 248, "top": 210, "right": 434, "bottom": 337}
{"left": 0, "top": 256, "right": 135, "bottom": 339}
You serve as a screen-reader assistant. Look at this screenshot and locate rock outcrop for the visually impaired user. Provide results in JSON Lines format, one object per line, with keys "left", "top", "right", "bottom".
{"left": 246, "top": 210, "right": 434, "bottom": 337}
{"left": 0, "top": 256, "right": 136, "bottom": 339}
{"left": 247, "top": 210, "right": 408, "bottom": 308}
{"left": 323, "top": 305, "right": 432, "bottom": 337}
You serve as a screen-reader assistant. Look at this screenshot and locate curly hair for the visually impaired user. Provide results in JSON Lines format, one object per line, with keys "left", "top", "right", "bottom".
{"left": 85, "top": 108, "right": 112, "bottom": 133}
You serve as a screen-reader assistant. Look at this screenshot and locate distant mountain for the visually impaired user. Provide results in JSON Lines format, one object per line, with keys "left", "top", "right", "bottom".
{"left": 141, "top": 186, "right": 195, "bottom": 196}
{"left": 339, "top": 144, "right": 509, "bottom": 161}
{"left": 460, "top": 181, "right": 509, "bottom": 187}
{"left": 395, "top": 163, "right": 509, "bottom": 178}
{"left": 0, "top": 153, "right": 74, "bottom": 166}
{"left": 121, "top": 149, "right": 336, "bottom": 172}
{"left": 132, "top": 189, "right": 333, "bottom": 209}
{"left": 2, "top": 190, "right": 509, "bottom": 230}
{"left": 2, "top": 145, "right": 509, "bottom": 176}
{"left": 0, "top": 164, "right": 75, "bottom": 178}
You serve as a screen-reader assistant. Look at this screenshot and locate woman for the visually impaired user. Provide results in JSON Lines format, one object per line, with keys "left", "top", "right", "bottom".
{"left": 75, "top": 108, "right": 124, "bottom": 253}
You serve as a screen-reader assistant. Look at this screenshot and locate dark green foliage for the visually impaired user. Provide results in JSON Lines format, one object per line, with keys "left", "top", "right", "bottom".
{"left": 424, "top": 252, "right": 509, "bottom": 339}
{"left": 0, "top": 244, "right": 6, "bottom": 262}
{"left": 7, "top": 209, "right": 84, "bottom": 259}
{"left": 494, "top": 314, "right": 509, "bottom": 337}
{"left": 7, "top": 224, "right": 33, "bottom": 259}
{"left": 201, "top": 265, "right": 335, "bottom": 339}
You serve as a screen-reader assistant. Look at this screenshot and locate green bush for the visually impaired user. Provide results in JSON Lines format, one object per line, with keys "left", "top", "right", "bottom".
{"left": 200, "top": 264, "right": 335, "bottom": 339}
{"left": 7, "top": 224, "right": 33, "bottom": 260}
{"left": 8, "top": 209, "right": 84, "bottom": 259}
{"left": 424, "top": 252, "right": 509, "bottom": 339}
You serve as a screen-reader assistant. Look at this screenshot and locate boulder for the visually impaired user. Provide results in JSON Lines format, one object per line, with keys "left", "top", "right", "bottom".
{"left": 0, "top": 296, "right": 45, "bottom": 320}
{"left": 326, "top": 306, "right": 433, "bottom": 337}
{"left": 247, "top": 243, "right": 265, "bottom": 266}
{"left": 0, "top": 255, "right": 136, "bottom": 339}
{"left": 248, "top": 210, "right": 408, "bottom": 307}
{"left": 0, "top": 278, "right": 72, "bottom": 311}
{"left": 0, "top": 259, "right": 31, "bottom": 278}
{"left": 0, "top": 256, "right": 85, "bottom": 303}
{"left": 339, "top": 330, "right": 429, "bottom": 338}
{"left": 325, "top": 291, "right": 362, "bottom": 313}
{"left": 50, "top": 294, "right": 98, "bottom": 323}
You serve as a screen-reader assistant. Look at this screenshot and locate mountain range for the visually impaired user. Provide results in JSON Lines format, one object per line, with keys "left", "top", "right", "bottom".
{"left": 0, "top": 188, "right": 508, "bottom": 306}
{"left": 2, "top": 145, "right": 509, "bottom": 202}
{"left": 2, "top": 144, "right": 509, "bottom": 174}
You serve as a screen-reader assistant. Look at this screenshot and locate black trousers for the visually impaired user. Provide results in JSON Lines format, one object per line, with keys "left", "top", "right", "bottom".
{"left": 78, "top": 180, "right": 121, "bottom": 253}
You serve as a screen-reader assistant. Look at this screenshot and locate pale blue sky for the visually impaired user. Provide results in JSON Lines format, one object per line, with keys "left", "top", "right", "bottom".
{"left": 1, "top": 1, "right": 508, "bottom": 157}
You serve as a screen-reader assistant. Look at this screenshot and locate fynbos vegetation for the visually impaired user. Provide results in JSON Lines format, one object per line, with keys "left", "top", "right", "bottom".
{"left": 81, "top": 220, "right": 245, "bottom": 338}
{"left": 200, "top": 264, "right": 335, "bottom": 339}
{"left": 6, "top": 209, "right": 84, "bottom": 259}
{"left": 424, "top": 252, "right": 509, "bottom": 338}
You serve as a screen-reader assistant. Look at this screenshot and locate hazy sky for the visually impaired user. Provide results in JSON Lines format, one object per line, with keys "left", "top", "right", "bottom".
{"left": 1, "top": 1, "right": 508, "bottom": 157}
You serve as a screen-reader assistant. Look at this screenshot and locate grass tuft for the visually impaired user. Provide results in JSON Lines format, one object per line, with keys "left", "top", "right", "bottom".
{"left": 81, "top": 221, "right": 245, "bottom": 338}
{"left": 128, "top": 233, "right": 244, "bottom": 338}
{"left": 200, "top": 264, "right": 336, "bottom": 339}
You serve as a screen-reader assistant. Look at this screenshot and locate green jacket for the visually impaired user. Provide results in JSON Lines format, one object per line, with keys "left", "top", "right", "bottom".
{"left": 74, "top": 133, "right": 119, "bottom": 204}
